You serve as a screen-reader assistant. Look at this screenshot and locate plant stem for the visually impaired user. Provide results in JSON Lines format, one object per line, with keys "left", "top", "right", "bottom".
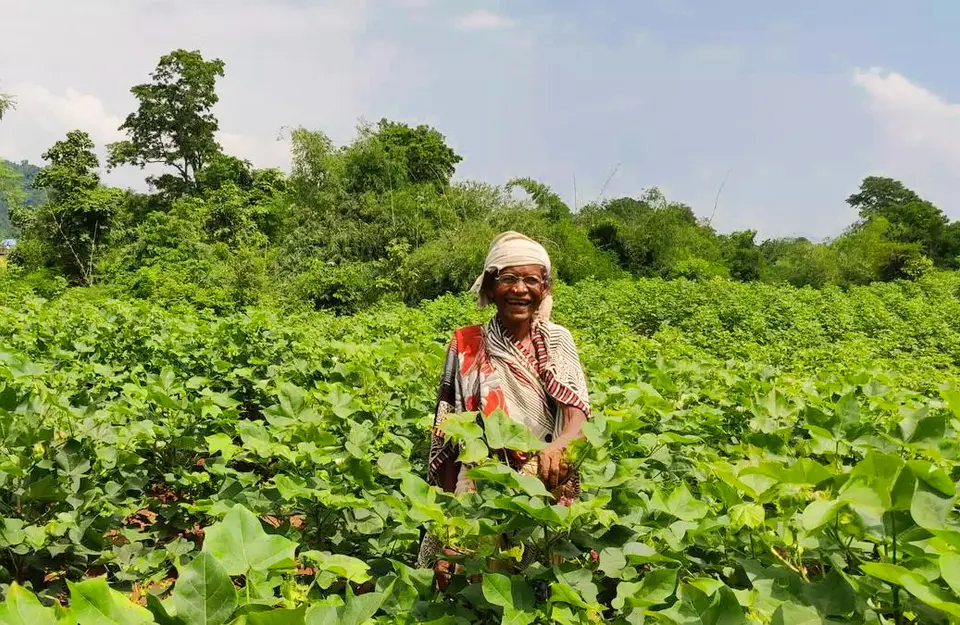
{"left": 892, "top": 513, "right": 901, "bottom": 625}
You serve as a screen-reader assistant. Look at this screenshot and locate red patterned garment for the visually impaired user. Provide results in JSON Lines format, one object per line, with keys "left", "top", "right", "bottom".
{"left": 425, "top": 315, "right": 591, "bottom": 493}
{"left": 416, "top": 315, "right": 591, "bottom": 570}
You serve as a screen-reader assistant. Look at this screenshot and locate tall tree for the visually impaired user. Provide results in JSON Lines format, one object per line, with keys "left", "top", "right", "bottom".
{"left": 342, "top": 119, "right": 462, "bottom": 194}
{"left": 107, "top": 49, "right": 225, "bottom": 196}
{"left": 0, "top": 87, "right": 19, "bottom": 237}
{"left": 0, "top": 90, "right": 14, "bottom": 121}
{"left": 373, "top": 119, "right": 462, "bottom": 189}
{"left": 846, "top": 176, "right": 922, "bottom": 219}
{"left": 507, "top": 178, "right": 571, "bottom": 221}
{"left": 22, "top": 131, "right": 122, "bottom": 283}
{"left": 846, "top": 176, "right": 955, "bottom": 266}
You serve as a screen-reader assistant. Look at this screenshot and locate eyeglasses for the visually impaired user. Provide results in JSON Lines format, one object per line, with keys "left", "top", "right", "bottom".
{"left": 496, "top": 273, "right": 545, "bottom": 289}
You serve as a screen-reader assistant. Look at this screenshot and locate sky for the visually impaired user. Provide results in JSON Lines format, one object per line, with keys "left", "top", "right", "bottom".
{"left": 2, "top": 0, "right": 960, "bottom": 240}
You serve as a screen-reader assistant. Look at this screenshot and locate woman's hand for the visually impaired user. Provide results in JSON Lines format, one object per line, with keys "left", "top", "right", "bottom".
{"left": 538, "top": 406, "right": 588, "bottom": 490}
{"left": 537, "top": 439, "right": 570, "bottom": 490}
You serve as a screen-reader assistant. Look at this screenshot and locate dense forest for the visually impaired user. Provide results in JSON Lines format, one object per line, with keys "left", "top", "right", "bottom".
{"left": 2, "top": 49, "right": 960, "bottom": 312}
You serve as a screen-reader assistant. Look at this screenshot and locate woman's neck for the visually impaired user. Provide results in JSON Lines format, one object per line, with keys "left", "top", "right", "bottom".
{"left": 498, "top": 314, "right": 532, "bottom": 343}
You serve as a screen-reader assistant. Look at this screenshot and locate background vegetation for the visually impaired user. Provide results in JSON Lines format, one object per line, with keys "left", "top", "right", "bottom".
{"left": 3, "top": 49, "right": 960, "bottom": 314}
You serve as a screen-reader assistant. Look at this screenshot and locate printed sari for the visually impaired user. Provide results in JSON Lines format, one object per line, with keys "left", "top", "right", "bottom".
{"left": 416, "top": 315, "right": 591, "bottom": 570}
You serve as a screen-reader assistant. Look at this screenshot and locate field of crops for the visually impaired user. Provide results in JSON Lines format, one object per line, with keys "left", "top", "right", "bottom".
{"left": 2, "top": 273, "right": 960, "bottom": 623}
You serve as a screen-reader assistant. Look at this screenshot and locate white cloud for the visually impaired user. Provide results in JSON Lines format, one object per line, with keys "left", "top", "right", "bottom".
{"left": 853, "top": 67, "right": 960, "bottom": 209}
{"left": 7, "top": 83, "right": 123, "bottom": 146}
{"left": 0, "top": 0, "right": 379, "bottom": 187}
{"left": 854, "top": 67, "right": 960, "bottom": 163}
{"left": 453, "top": 9, "right": 514, "bottom": 31}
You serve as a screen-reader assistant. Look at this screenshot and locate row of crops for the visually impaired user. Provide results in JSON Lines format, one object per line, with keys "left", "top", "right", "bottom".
{"left": 2, "top": 273, "right": 960, "bottom": 623}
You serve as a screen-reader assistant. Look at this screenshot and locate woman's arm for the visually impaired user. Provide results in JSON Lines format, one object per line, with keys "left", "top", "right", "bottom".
{"left": 429, "top": 337, "right": 462, "bottom": 493}
{"left": 538, "top": 404, "right": 587, "bottom": 489}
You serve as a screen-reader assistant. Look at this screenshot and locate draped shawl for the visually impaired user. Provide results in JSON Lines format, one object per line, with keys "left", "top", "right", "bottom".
{"left": 426, "top": 315, "right": 591, "bottom": 491}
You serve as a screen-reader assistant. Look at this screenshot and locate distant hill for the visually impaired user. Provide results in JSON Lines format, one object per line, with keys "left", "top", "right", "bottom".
{"left": 0, "top": 160, "right": 45, "bottom": 238}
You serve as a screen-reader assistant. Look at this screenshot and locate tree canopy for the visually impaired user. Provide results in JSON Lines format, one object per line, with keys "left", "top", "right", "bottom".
{"left": 5, "top": 50, "right": 960, "bottom": 312}
{"left": 107, "top": 49, "right": 226, "bottom": 197}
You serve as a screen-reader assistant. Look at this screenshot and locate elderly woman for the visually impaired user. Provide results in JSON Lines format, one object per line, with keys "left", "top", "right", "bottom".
{"left": 416, "top": 232, "right": 591, "bottom": 584}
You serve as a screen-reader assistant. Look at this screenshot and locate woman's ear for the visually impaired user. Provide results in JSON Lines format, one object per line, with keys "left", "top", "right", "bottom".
{"left": 481, "top": 270, "right": 496, "bottom": 301}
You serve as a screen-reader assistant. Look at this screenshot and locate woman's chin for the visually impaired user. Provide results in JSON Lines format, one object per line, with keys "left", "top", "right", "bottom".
{"left": 500, "top": 309, "right": 534, "bottom": 323}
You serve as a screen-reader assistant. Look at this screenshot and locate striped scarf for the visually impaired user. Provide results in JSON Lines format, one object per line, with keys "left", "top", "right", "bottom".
{"left": 427, "top": 316, "right": 591, "bottom": 488}
{"left": 484, "top": 316, "right": 590, "bottom": 440}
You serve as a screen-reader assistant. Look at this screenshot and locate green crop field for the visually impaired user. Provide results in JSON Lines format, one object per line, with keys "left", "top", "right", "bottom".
{"left": 2, "top": 274, "right": 960, "bottom": 623}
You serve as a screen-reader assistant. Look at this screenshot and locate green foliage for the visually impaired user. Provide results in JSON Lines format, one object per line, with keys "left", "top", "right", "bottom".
{"left": 0, "top": 160, "right": 45, "bottom": 239}
{"left": 357, "top": 118, "right": 463, "bottom": 191}
{"left": 107, "top": 49, "right": 226, "bottom": 196}
{"left": 9, "top": 46, "right": 960, "bottom": 313}
{"left": 579, "top": 188, "right": 725, "bottom": 280}
{"left": 847, "top": 176, "right": 960, "bottom": 268}
{"left": 720, "top": 230, "right": 761, "bottom": 282}
{"left": 1, "top": 276, "right": 960, "bottom": 621}
{"left": 11, "top": 131, "right": 122, "bottom": 284}
{"left": 0, "top": 88, "right": 14, "bottom": 122}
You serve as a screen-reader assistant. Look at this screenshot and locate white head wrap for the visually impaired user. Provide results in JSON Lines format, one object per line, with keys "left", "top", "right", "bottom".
{"left": 470, "top": 231, "right": 553, "bottom": 320}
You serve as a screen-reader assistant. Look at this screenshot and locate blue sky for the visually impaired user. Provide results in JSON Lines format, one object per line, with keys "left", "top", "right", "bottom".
{"left": 2, "top": 0, "right": 960, "bottom": 240}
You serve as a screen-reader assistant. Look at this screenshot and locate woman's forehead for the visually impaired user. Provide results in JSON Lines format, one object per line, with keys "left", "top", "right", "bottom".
{"left": 500, "top": 264, "right": 545, "bottom": 276}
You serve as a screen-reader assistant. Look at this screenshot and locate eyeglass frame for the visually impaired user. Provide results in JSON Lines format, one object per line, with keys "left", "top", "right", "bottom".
{"left": 489, "top": 269, "right": 551, "bottom": 290}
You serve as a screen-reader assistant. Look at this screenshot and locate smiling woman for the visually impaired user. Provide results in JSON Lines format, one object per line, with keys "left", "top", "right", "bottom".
{"left": 416, "top": 231, "right": 592, "bottom": 587}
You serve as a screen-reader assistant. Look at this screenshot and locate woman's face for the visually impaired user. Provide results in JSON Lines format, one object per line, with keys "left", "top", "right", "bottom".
{"left": 485, "top": 264, "right": 549, "bottom": 324}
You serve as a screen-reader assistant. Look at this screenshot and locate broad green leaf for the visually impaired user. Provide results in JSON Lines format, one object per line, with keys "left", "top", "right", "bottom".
{"left": 665, "top": 484, "right": 709, "bottom": 521}
{"left": 899, "top": 409, "right": 945, "bottom": 444}
{"left": 484, "top": 410, "right": 546, "bottom": 453}
{"left": 907, "top": 460, "right": 956, "bottom": 497}
{"left": 468, "top": 463, "right": 552, "bottom": 498}
{"left": 68, "top": 577, "right": 153, "bottom": 625}
{"left": 836, "top": 392, "right": 860, "bottom": 428}
{"left": 729, "top": 503, "right": 764, "bottom": 531}
{"left": 598, "top": 548, "right": 628, "bottom": 579}
{"left": 660, "top": 585, "right": 748, "bottom": 625}
{"left": 299, "top": 551, "right": 371, "bottom": 584}
{"left": 438, "top": 413, "right": 484, "bottom": 442}
{"left": 0, "top": 583, "right": 57, "bottom": 625}
{"left": 309, "top": 583, "right": 392, "bottom": 625}
{"left": 171, "top": 552, "right": 237, "bottom": 625}
{"left": 612, "top": 568, "right": 678, "bottom": 610}
{"left": 806, "top": 569, "right": 856, "bottom": 617}
{"left": 482, "top": 573, "right": 535, "bottom": 622}
{"left": 802, "top": 499, "right": 842, "bottom": 532}
{"left": 942, "top": 553, "right": 960, "bottom": 597}
{"left": 897, "top": 573, "right": 960, "bottom": 617}
{"left": 861, "top": 562, "right": 916, "bottom": 586}
{"left": 206, "top": 434, "right": 239, "bottom": 462}
{"left": 548, "top": 583, "right": 590, "bottom": 609}
{"left": 772, "top": 603, "right": 822, "bottom": 625}
{"left": 245, "top": 607, "right": 306, "bottom": 625}
{"left": 911, "top": 481, "right": 955, "bottom": 531}
{"left": 376, "top": 453, "right": 411, "bottom": 479}
{"left": 458, "top": 438, "right": 489, "bottom": 464}
{"left": 0, "top": 518, "right": 26, "bottom": 547}
{"left": 202, "top": 506, "right": 297, "bottom": 575}
{"left": 145, "top": 594, "right": 180, "bottom": 625}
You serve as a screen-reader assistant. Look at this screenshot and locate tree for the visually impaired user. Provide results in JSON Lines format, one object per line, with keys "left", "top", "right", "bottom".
{"left": 720, "top": 230, "right": 761, "bottom": 282}
{"left": 21, "top": 131, "right": 122, "bottom": 283}
{"left": 34, "top": 131, "right": 100, "bottom": 200}
{"left": 341, "top": 119, "right": 462, "bottom": 194}
{"left": 0, "top": 90, "right": 14, "bottom": 122}
{"left": 846, "top": 176, "right": 922, "bottom": 219}
{"left": 373, "top": 119, "right": 462, "bottom": 189}
{"left": 108, "top": 49, "right": 225, "bottom": 196}
{"left": 846, "top": 176, "right": 953, "bottom": 266}
{"left": 507, "top": 177, "right": 571, "bottom": 221}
